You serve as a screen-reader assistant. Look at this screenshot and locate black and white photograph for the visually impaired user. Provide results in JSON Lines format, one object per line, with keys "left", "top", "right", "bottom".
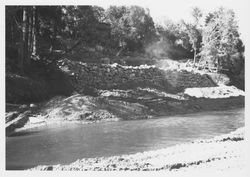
{"left": 2, "top": 0, "right": 250, "bottom": 175}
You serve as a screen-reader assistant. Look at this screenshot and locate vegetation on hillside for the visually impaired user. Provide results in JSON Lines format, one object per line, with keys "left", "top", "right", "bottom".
{"left": 6, "top": 5, "right": 245, "bottom": 93}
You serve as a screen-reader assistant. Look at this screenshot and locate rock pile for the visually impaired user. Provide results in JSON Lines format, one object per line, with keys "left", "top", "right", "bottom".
{"left": 57, "top": 59, "right": 217, "bottom": 94}
{"left": 184, "top": 86, "right": 245, "bottom": 99}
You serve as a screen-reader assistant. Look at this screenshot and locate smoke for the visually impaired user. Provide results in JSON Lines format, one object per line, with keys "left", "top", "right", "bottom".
{"left": 145, "top": 38, "right": 172, "bottom": 59}
{"left": 145, "top": 36, "right": 193, "bottom": 61}
{"left": 154, "top": 59, "right": 181, "bottom": 70}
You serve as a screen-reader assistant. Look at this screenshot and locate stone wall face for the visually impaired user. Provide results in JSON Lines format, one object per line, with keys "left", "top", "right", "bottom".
{"left": 162, "top": 70, "right": 217, "bottom": 92}
{"left": 57, "top": 59, "right": 217, "bottom": 93}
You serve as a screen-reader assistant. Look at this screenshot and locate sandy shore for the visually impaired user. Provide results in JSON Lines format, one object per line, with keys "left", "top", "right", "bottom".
{"left": 29, "top": 127, "right": 245, "bottom": 172}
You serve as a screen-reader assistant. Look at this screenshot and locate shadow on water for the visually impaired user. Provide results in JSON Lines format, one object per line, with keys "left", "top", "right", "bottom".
{"left": 6, "top": 165, "right": 30, "bottom": 171}
{"left": 7, "top": 130, "right": 40, "bottom": 137}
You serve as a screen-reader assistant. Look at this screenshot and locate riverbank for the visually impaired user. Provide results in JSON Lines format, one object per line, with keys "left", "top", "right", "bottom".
{"left": 6, "top": 86, "right": 244, "bottom": 135}
{"left": 5, "top": 60, "right": 245, "bottom": 135}
{"left": 29, "top": 127, "right": 245, "bottom": 171}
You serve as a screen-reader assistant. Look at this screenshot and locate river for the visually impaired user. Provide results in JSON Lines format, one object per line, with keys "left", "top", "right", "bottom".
{"left": 6, "top": 108, "right": 244, "bottom": 170}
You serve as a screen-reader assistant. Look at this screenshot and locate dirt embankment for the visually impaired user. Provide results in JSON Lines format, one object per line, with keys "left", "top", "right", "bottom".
{"left": 6, "top": 86, "right": 244, "bottom": 135}
{"left": 29, "top": 127, "right": 245, "bottom": 171}
{"left": 5, "top": 59, "right": 245, "bottom": 134}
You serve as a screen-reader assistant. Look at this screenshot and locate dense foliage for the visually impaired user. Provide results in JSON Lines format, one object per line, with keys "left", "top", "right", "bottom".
{"left": 6, "top": 5, "right": 244, "bottom": 89}
{"left": 199, "top": 8, "right": 244, "bottom": 88}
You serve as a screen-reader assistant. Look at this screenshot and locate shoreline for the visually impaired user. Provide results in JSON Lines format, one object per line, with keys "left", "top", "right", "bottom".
{"left": 29, "top": 127, "right": 245, "bottom": 171}
{"left": 6, "top": 94, "right": 244, "bottom": 136}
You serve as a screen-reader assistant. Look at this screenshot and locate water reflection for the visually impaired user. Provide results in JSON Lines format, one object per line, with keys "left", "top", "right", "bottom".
{"left": 6, "top": 108, "right": 244, "bottom": 170}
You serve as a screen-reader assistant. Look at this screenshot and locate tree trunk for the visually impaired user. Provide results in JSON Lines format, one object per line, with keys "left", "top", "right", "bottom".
{"left": 116, "top": 38, "right": 125, "bottom": 56}
{"left": 35, "top": 8, "right": 39, "bottom": 35}
{"left": 193, "top": 48, "right": 196, "bottom": 66}
{"left": 19, "top": 6, "right": 28, "bottom": 73}
{"left": 50, "top": 20, "right": 57, "bottom": 53}
{"left": 24, "top": 7, "right": 29, "bottom": 67}
{"left": 32, "top": 6, "right": 37, "bottom": 56}
{"left": 10, "top": 23, "right": 14, "bottom": 45}
{"left": 217, "top": 57, "right": 219, "bottom": 73}
{"left": 27, "top": 8, "right": 32, "bottom": 65}
{"left": 116, "top": 48, "right": 124, "bottom": 57}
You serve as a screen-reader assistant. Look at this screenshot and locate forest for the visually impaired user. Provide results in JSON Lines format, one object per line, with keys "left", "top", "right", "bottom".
{"left": 6, "top": 5, "right": 245, "bottom": 103}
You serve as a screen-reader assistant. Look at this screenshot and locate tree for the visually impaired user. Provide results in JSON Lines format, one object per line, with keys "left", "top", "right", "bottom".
{"left": 60, "top": 6, "right": 111, "bottom": 55}
{"left": 32, "top": 6, "right": 37, "bottom": 56}
{"left": 21, "top": 6, "right": 39, "bottom": 69}
{"left": 200, "top": 8, "right": 243, "bottom": 72}
{"left": 106, "top": 5, "right": 130, "bottom": 53}
{"left": 126, "top": 6, "right": 156, "bottom": 50}
{"left": 20, "top": 6, "right": 28, "bottom": 71}
{"left": 6, "top": 6, "right": 64, "bottom": 72}
{"left": 191, "top": 7, "right": 202, "bottom": 27}
{"left": 182, "top": 22, "right": 202, "bottom": 64}
{"left": 181, "top": 7, "right": 203, "bottom": 64}
{"left": 154, "top": 19, "right": 194, "bottom": 59}
{"left": 106, "top": 5, "right": 156, "bottom": 54}
{"left": 92, "top": 6, "right": 107, "bottom": 22}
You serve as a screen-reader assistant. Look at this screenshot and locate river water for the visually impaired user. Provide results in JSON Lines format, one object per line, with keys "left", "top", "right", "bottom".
{"left": 6, "top": 108, "right": 244, "bottom": 170}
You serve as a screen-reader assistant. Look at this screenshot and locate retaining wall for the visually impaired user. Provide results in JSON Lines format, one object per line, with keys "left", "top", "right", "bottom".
{"left": 57, "top": 59, "right": 217, "bottom": 93}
